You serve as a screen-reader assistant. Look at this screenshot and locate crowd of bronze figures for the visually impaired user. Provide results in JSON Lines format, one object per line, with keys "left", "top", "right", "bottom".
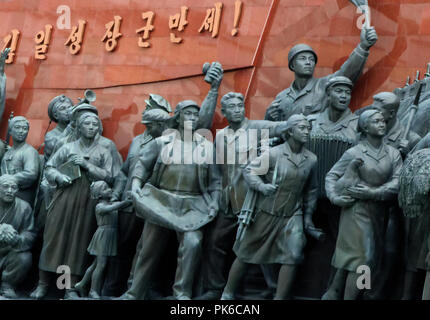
{"left": 1, "top": 26, "right": 430, "bottom": 300}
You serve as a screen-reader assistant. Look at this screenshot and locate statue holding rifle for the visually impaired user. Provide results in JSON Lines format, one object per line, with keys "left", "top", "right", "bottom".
{"left": 221, "top": 114, "right": 318, "bottom": 300}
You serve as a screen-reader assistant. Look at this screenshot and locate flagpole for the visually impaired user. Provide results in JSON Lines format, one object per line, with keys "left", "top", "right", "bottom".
{"left": 364, "top": 0, "right": 371, "bottom": 29}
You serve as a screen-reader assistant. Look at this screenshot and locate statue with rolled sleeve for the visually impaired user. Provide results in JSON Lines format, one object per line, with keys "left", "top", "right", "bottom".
{"left": 105, "top": 64, "right": 223, "bottom": 296}
{"left": 265, "top": 27, "right": 378, "bottom": 121}
{"left": 0, "top": 175, "right": 36, "bottom": 299}
{"left": 120, "top": 100, "right": 221, "bottom": 300}
{"left": 1, "top": 116, "right": 40, "bottom": 206}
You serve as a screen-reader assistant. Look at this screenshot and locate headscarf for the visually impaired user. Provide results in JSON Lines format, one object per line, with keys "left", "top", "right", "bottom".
{"left": 77, "top": 112, "right": 99, "bottom": 128}
{"left": 8, "top": 116, "right": 29, "bottom": 132}
{"left": 283, "top": 114, "right": 309, "bottom": 138}
{"left": 357, "top": 109, "right": 383, "bottom": 134}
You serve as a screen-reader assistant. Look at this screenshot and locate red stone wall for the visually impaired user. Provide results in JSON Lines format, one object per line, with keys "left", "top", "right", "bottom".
{"left": 1, "top": 0, "right": 429, "bottom": 158}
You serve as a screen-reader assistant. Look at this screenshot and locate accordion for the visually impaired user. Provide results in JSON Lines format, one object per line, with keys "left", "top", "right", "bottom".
{"left": 306, "top": 134, "right": 355, "bottom": 198}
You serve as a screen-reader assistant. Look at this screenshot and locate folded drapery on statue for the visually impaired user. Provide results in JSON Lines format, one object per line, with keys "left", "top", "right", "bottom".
{"left": 132, "top": 183, "right": 215, "bottom": 232}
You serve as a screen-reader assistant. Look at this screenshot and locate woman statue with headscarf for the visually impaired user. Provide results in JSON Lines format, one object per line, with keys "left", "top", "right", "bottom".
{"left": 30, "top": 112, "right": 114, "bottom": 299}
{"left": 323, "top": 109, "right": 403, "bottom": 300}
{"left": 221, "top": 114, "right": 319, "bottom": 300}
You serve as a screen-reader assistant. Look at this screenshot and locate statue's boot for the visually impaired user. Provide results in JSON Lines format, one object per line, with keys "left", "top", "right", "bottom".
{"left": 220, "top": 291, "right": 235, "bottom": 300}
{"left": 29, "top": 282, "right": 49, "bottom": 300}
{"left": 64, "top": 289, "right": 80, "bottom": 300}
{"left": 401, "top": 271, "right": 419, "bottom": 300}
{"left": 0, "top": 283, "right": 17, "bottom": 299}
{"left": 321, "top": 269, "right": 346, "bottom": 300}
{"left": 194, "top": 290, "right": 222, "bottom": 300}
{"left": 117, "top": 292, "right": 137, "bottom": 300}
{"left": 74, "top": 281, "right": 87, "bottom": 298}
{"left": 422, "top": 272, "right": 430, "bottom": 300}
{"left": 88, "top": 289, "right": 101, "bottom": 299}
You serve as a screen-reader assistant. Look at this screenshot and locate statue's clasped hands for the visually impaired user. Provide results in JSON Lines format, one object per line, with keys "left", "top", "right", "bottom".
{"left": 0, "top": 223, "right": 18, "bottom": 246}
{"left": 70, "top": 154, "right": 88, "bottom": 169}
{"left": 259, "top": 183, "right": 278, "bottom": 196}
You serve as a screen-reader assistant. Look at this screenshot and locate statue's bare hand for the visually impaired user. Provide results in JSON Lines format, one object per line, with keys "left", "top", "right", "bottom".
{"left": 70, "top": 155, "right": 88, "bottom": 169}
{"left": 347, "top": 184, "right": 375, "bottom": 200}
{"left": 267, "top": 100, "right": 282, "bottom": 121}
{"left": 332, "top": 195, "right": 355, "bottom": 207}
{"left": 398, "top": 138, "right": 409, "bottom": 155}
{"left": 360, "top": 27, "right": 378, "bottom": 50}
{"left": 57, "top": 174, "right": 72, "bottom": 187}
{"left": 259, "top": 183, "right": 278, "bottom": 196}
{"left": 209, "top": 62, "right": 224, "bottom": 89}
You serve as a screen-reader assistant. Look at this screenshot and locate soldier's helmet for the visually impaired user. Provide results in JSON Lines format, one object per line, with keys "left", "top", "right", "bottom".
{"left": 288, "top": 44, "right": 318, "bottom": 71}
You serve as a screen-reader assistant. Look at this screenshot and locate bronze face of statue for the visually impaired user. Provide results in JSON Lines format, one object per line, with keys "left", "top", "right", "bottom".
{"left": 265, "top": 27, "right": 378, "bottom": 121}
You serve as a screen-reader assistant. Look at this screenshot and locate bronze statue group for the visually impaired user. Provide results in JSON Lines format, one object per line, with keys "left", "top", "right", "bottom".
{"left": 1, "top": 25, "right": 430, "bottom": 301}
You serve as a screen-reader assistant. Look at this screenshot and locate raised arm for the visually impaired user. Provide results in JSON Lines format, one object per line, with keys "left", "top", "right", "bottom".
{"left": 197, "top": 62, "right": 223, "bottom": 130}
{"left": 0, "top": 49, "right": 9, "bottom": 122}
{"left": 333, "top": 27, "right": 378, "bottom": 84}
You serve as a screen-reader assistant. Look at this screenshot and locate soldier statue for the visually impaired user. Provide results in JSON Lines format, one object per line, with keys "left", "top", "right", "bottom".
{"left": 265, "top": 27, "right": 378, "bottom": 121}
